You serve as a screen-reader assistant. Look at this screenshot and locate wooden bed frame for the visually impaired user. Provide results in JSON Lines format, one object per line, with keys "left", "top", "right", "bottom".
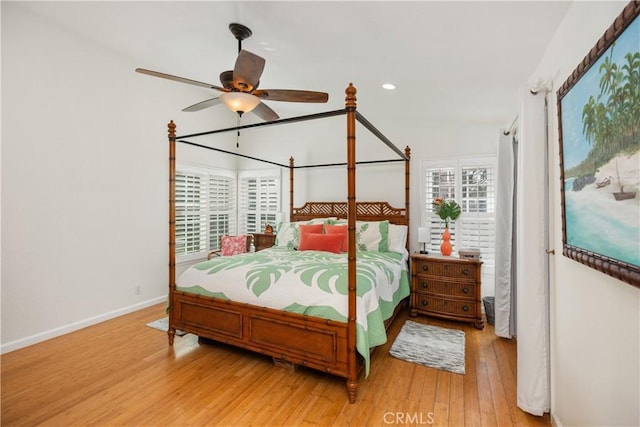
{"left": 167, "top": 84, "right": 411, "bottom": 403}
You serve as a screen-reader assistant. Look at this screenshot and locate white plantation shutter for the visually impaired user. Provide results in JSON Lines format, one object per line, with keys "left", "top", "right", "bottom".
{"left": 460, "top": 163, "right": 496, "bottom": 285}
{"left": 422, "top": 158, "right": 496, "bottom": 286}
{"left": 239, "top": 169, "right": 281, "bottom": 234}
{"left": 425, "top": 166, "right": 456, "bottom": 201}
{"left": 461, "top": 165, "right": 495, "bottom": 213}
{"left": 207, "top": 174, "right": 236, "bottom": 251}
{"left": 459, "top": 216, "right": 496, "bottom": 284}
{"left": 175, "top": 172, "right": 207, "bottom": 257}
{"left": 175, "top": 165, "right": 236, "bottom": 262}
{"left": 424, "top": 165, "right": 459, "bottom": 251}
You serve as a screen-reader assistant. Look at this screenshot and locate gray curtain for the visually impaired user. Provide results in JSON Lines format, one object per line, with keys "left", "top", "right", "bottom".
{"left": 494, "top": 130, "right": 518, "bottom": 338}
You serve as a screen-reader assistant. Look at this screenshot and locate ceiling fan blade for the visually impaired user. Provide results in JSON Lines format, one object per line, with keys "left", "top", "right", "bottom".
{"left": 136, "top": 68, "right": 227, "bottom": 92}
{"left": 252, "top": 101, "right": 279, "bottom": 121}
{"left": 233, "top": 50, "right": 265, "bottom": 92}
{"left": 253, "top": 89, "right": 329, "bottom": 103}
{"left": 182, "top": 97, "right": 222, "bottom": 112}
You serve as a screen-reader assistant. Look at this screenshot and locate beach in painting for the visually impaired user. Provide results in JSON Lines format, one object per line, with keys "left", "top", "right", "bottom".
{"left": 564, "top": 151, "right": 639, "bottom": 266}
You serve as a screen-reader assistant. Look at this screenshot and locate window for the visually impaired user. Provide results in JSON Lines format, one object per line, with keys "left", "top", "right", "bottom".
{"left": 238, "top": 169, "right": 281, "bottom": 234}
{"left": 175, "top": 165, "right": 236, "bottom": 262}
{"left": 422, "top": 157, "right": 496, "bottom": 284}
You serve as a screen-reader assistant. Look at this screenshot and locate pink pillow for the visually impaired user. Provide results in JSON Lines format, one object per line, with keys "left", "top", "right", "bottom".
{"left": 298, "top": 233, "right": 343, "bottom": 254}
{"left": 324, "top": 225, "right": 348, "bottom": 252}
{"left": 220, "top": 235, "right": 248, "bottom": 256}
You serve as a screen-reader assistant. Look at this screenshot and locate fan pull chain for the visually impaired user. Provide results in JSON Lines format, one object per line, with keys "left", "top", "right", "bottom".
{"left": 236, "top": 112, "right": 242, "bottom": 148}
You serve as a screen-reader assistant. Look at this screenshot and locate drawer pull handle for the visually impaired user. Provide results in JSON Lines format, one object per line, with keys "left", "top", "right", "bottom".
{"left": 462, "top": 305, "right": 469, "bottom": 312}
{"left": 422, "top": 300, "right": 429, "bottom": 306}
{"left": 462, "top": 269, "right": 469, "bottom": 275}
{"left": 421, "top": 282, "right": 428, "bottom": 289}
{"left": 462, "top": 287, "right": 469, "bottom": 294}
{"left": 422, "top": 265, "right": 429, "bottom": 272}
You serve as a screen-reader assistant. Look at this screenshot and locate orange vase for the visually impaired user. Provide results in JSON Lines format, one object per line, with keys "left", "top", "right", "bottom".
{"left": 440, "top": 227, "right": 452, "bottom": 256}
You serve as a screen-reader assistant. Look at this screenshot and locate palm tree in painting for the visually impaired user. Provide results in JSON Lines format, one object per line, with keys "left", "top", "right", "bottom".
{"left": 620, "top": 52, "right": 640, "bottom": 143}
{"left": 581, "top": 46, "right": 639, "bottom": 200}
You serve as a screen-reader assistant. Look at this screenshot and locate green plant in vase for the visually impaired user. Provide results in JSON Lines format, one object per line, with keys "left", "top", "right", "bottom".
{"left": 433, "top": 198, "right": 461, "bottom": 255}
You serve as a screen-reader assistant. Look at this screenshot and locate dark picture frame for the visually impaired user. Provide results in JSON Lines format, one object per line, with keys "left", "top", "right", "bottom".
{"left": 557, "top": 1, "right": 640, "bottom": 289}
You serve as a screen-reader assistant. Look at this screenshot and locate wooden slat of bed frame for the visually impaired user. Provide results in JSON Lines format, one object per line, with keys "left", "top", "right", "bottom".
{"left": 173, "top": 292, "right": 351, "bottom": 377}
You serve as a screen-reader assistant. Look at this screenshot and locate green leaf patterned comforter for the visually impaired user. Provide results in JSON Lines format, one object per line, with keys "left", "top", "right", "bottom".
{"left": 176, "top": 247, "right": 410, "bottom": 375}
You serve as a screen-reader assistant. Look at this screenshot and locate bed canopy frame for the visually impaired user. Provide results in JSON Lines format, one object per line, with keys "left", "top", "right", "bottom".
{"left": 167, "top": 83, "right": 411, "bottom": 403}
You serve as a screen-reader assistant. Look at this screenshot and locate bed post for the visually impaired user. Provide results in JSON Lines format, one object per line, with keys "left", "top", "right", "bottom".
{"left": 345, "top": 83, "right": 358, "bottom": 403}
{"left": 289, "top": 157, "right": 295, "bottom": 222}
{"left": 168, "top": 120, "right": 177, "bottom": 345}
{"left": 405, "top": 146, "right": 411, "bottom": 251}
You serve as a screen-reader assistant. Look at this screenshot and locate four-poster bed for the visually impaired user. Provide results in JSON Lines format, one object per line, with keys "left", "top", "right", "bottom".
{"left": 167, "top": 84, "right": 411, "bottom": 403}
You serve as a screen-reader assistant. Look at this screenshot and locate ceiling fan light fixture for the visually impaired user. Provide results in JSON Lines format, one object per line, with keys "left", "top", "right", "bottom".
{"left": 220, "top": 92, "right": 261, "bottom": 114}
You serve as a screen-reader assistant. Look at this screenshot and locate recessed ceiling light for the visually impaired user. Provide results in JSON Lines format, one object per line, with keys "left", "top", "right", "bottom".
{"left": 382, "top": 83, "right": 396, "bottom": 90}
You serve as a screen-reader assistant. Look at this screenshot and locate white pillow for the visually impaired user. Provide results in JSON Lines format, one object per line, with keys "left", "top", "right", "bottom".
{"left": 387, "top": 224, "right": 408, "bottom": 254}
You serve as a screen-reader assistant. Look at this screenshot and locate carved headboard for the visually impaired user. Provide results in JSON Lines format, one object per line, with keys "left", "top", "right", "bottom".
{"left": 291, "top": 201, "right": 407, "bottom": 225}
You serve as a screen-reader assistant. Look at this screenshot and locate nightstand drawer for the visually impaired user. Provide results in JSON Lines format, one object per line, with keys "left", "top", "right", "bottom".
{"left": 414, "top": 294, "right": 477, "bottom": 318}
{"left": 413, "top": 259, "right": 478, "bottom": 280}
{"left": 414, "top": 278, "right": 477, "bottom": 298}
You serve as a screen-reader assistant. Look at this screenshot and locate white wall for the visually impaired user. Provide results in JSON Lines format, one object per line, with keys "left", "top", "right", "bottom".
{"left": 531, "top": 2, "right": 639, "bottom": 426}
{"left": 0, "top": 4, "right": 234, "bottom": 352}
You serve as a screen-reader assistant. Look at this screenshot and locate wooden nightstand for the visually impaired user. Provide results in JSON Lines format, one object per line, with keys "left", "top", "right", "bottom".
{"left": 253, "top": 233, "right": 276, "bottom": 252}
{"left": 410, "top": 253, "right": 484, "bottom": 329}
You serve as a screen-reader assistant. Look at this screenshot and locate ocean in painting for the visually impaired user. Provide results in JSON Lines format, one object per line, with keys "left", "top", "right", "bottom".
{"left": 564, "top": 170, "right": 639, "bottom": 267}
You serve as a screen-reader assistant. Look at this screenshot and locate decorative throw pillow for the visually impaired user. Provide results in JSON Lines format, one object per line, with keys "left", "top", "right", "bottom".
{"left": 220, "top": 235, "right": 248, "bottom": 256}
{"left": 275, "top": 222, "right": 302, "bottom": 249}
{"left": 355, "top": 220, "right": 389, "bottom": 252}
{"left": 387, "top": 223, "right": 408, "bottom": 254}
{"left": 298, "top": 233, "right": 344, "bottom": 254}
{"left": 275, "top": 220, "right": 331, "bottom": 249}
{"left": 299, "top": 223, "right": 324, "bottom": 237}
{"left": 324, "top": 224, "right": 348, "bottom": 252}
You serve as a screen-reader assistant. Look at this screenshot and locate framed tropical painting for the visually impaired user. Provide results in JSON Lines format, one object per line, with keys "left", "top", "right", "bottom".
{"left": 557, "top": 1, "right": 639, "bottom": 288}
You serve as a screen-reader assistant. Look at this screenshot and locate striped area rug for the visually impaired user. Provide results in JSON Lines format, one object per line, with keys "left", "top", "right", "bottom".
{"left": 389, "top": 320, "right": 465, "bottom": 374}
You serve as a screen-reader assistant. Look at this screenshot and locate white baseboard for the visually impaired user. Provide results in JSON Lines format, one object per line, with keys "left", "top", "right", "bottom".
{"left": 0, "top": 296, "right": 166, "bottom": 354}
{"left": 551, "top": 412, "right": 562, "bottom": 427}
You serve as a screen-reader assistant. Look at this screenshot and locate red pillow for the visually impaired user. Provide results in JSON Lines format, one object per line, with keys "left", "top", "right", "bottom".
{"left": 324, "top": 225, "right": 348, "bottom": 252}
{"left": 298, "top": 233, "right": 344, "bottom": 254}
{"left": 298, "top": 224, "right": 324, "bottom": 239}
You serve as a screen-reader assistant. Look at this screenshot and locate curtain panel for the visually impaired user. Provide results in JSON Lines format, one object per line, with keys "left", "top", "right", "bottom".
{"left": 515, "top": 87, "right": 550, "bottom": 416}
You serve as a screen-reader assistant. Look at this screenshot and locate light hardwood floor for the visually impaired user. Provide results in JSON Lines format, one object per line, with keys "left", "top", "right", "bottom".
{"left": 1, "top": 303, "right": 551, "bottom": 426}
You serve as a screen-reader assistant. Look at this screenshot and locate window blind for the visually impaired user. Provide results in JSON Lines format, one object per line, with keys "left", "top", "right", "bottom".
{"left": 238, "top": 170, "right": 281, "bottom": 234}
{"left": 175, "top": 166, "right": 236, "bottom": 261}
{"left": 422, "top": 158, "right": 496, "bottom": 285}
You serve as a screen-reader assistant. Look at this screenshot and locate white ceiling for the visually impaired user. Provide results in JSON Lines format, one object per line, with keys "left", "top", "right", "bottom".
{"left": 19, "top": 1, "right": 572, "bottom": 127}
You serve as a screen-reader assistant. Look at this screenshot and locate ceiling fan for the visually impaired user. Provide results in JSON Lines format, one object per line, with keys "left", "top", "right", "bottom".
{"left": 136, "top": 23, "right": 329, "bottom": 121}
